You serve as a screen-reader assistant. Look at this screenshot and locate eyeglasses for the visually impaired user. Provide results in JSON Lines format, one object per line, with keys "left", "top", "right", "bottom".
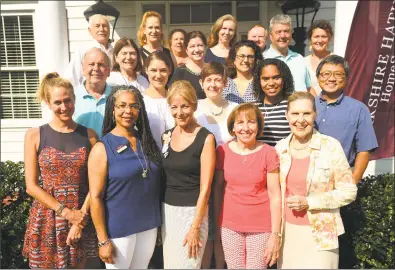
{"left": 319, "top": 71, "right": 345, "bottom": 80}
{"left": 114, "top": 103, "right": 141, "bottom": 112}
{"left": 236, "top": 54, "right": 255, "bottom": 61}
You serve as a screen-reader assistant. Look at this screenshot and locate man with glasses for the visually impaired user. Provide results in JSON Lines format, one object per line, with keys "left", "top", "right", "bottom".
{"left": 73, "top": 47, "right": 112, "bottom": 137}
{"left": 263, "top": 14, "right": 314, "bottom": 94}
{"left": 314, "top": 54, "right": 378, "bottom": 269}
{"left": 315, "top": 54, "right": 378, "bottom": 182}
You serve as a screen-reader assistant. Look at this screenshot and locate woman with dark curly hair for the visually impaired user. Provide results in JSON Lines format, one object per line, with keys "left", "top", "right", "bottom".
{"left": 89, "top": 85, "right": 163, "bottom": 268}
{"left": 305, "top": 20, "right": 333, "bottom": 95}
{"left": 253, "top": 58, "right": 294, "bottom": 146}
{"left": 222, "top": 40, "right": 263, "bottom": 104}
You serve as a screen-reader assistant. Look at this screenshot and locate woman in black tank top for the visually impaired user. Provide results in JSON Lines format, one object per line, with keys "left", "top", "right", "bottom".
{"left": 161, "top": 80, "right": 216, "bottom": 268}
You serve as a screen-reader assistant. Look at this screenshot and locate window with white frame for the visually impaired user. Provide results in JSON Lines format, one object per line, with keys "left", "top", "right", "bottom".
{"left": 1, "top": 14, "right": 41, "bottom": 119}
{"left": 170, "top": 2, "right": 232, "bottom": 24}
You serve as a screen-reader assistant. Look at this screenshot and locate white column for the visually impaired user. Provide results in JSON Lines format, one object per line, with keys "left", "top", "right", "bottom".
{"left": 35, "top": 1, "right": 69, "bottom": 121}
{"left": 333, "top": 1, "right": 358, "bottom": 56}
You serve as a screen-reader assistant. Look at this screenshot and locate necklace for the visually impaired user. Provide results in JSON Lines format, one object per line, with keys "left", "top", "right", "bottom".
{"left": 262, "top": 98, "right": 283, "bottom": 118}
{"left": 209, "top": 105, "right": 223, "bottom": 116}
{"left": 132, "top": 140, "right": 149, "bottom": 178}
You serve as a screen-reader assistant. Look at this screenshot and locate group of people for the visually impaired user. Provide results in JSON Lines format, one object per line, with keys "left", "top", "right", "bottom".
{"left": 22, "top": 10, "right": 378, "bottom": 270}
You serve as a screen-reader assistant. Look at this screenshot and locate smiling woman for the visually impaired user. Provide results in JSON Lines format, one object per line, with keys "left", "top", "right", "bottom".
{"left": 107, "top": 38, "right": 149, "bottom": 92}
{"left": 89, "top": 85, "right": 163, "bottom": 269}
{"left": 23, "top": 73, "right": 99, "bottom": 269}
{"left": 169, "top": 31, "right": 207, "bottom": 99}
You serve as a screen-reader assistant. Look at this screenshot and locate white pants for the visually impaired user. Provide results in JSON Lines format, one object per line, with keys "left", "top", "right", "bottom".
{"left": 105, "top": 228, "right": 157, "bottom": 269}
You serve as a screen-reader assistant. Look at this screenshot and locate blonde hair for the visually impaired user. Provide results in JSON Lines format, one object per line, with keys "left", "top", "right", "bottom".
{"left": 37, "top": 72, "right": 74, "bottom": 103}
{"left": 167, "top": 80, "right": 197, "bottom": 108}
{"left": 287, "top": 92, "right": 316, "bottom": 112}
{"left": 137, "top": 11, "right": 164, "bottom": 47}
{"left": 207, "top": 14, "right": 237, "bottom": 48}
{"left": 227, "top": 103, "right": 264, "bottom": 138}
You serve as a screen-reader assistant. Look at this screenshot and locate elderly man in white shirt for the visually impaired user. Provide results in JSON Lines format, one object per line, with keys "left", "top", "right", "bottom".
{"left": 65, "top": 14, "right": 114, "bottom": 89}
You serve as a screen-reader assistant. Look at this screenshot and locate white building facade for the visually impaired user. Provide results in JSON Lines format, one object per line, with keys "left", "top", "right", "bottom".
{"left": 1, "top": 0, "right": 393, "bottom": 175}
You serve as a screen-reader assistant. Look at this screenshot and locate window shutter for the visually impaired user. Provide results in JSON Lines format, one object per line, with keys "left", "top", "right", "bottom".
{"left": 1, "top": 14, "right": 41, "bottom": 119}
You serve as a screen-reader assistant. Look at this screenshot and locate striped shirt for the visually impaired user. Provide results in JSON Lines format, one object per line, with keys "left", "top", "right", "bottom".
{"left": 256, "top": 99, "right": 291, "bottom": 146}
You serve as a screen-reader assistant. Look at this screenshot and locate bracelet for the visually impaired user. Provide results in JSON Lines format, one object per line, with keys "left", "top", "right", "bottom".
{"left": 191, "top": 225, "right": 200, "bottom": 231}
{"left": 272, "top": 231, "right": 282, "bottom": 238}
{"left": 55, "top": 204, "right": 66, "bottom": 217}
{"left": 98, "top": 239, "right": 111, "bottom": 248}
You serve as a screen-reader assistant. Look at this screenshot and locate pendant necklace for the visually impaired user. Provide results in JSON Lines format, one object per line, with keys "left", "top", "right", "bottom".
{"left": 133, "top": 140, "right": 149, "bottom": 178}
{"left": 263, "top": 98, "right": 283, "bottom": 118}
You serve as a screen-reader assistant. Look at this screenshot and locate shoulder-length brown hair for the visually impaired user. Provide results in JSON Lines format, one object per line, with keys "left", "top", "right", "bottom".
{"left": 112, "top": 38, "right": 143, "bottom": 73}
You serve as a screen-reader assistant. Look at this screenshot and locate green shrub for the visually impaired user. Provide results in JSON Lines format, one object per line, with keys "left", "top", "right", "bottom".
{"left": 342, "top": 173, "right": 395, "bottom": 269}
{"left": 0, "top": 161, "right": 30, "bottom": 269}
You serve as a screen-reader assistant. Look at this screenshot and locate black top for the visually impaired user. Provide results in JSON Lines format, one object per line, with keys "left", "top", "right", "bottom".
{"left": 162, "top": 127, "right": 212, "bottom": 206}
{"left": 38, "top": 124, "right": 91, "bottom": 155}
{"left": 139, "top": 47, "right": 174, "bottom": 82}
{"left": 204, "top": 48, "right": 226, "bottom": 65}
{"left": 168, "top": 65, "right": 206, "bottom": 99}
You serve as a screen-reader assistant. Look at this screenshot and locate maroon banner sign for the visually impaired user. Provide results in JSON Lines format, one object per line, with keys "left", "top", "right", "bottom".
{"left": 344, "top": 0, "right": 395, "bottom": 160}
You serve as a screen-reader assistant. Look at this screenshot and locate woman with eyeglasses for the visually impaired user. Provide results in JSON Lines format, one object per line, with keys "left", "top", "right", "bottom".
{"left": 143, "top": 51, "right": 175, "bottom": 148}
{"left": 169, "top": 31, "right": 207, "bottom": 100}
{"left": 222, "top": 40, "right": 263, "bottom": 104}
{"left": 89, "top": 85, "right": 163, "bottom": 269}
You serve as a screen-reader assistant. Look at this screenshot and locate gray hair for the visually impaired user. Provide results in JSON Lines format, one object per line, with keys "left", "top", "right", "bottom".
{"left": 269, "top": 14, "right": 293, "bottom": 33}
{"left": 82, "top": 47, "right": 111, "bottom": 68}
{"left": 88, "top": 14, "right": 110, "bottom": 28}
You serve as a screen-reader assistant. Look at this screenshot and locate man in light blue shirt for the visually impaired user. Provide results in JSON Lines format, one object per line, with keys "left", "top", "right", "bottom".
{"left": 263, "top": 14, "right": 314, "bottom": 94}
{"left": 74, "top": 47, "right": 112, "bottom": 137}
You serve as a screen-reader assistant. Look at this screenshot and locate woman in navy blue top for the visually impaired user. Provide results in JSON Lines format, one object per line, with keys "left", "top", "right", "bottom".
{"left": 89, "top": 85, "right": 163, "bottom": 269}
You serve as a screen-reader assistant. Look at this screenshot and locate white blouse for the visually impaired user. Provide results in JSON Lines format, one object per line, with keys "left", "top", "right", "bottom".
{"left": 143, "top": 95, "right": 175, "bottom": 148}
{"left": 195, "top": 100, "right": 238, "bottom": 146}
{"left": 107, "top": 72, "right": 149, "bottom": 92}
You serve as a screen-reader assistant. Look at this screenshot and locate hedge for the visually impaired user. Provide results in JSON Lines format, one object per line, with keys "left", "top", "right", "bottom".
{"left": 0, "top": 161, "right": 394, "bottom": 269}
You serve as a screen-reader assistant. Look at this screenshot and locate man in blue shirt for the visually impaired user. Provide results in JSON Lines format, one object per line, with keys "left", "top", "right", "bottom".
{"left": 263, "top": 14, "right": 314, "bottom": 94}
{"left": 314, "top": 55, "right": 378, "bottom": 183}
{"left": 73, "top": 47, "right": 112, "bottom": 137}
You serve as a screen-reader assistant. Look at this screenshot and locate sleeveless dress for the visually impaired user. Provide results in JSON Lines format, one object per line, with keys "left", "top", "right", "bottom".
{"left": 22, "top": 124, "right": 97, "bottom": 269}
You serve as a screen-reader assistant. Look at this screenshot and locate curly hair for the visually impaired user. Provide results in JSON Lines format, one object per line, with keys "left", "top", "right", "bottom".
{"left": 207, "top": 14, "right": 237, "bottom": 48}
{"left": 137, "top": 11, "right": 164, "bottom": 47}
{"left": 253, "top": 58, "right": 295, "bottom": 101}
{"left": 307, "top": 20, "right": 333, "bottom": 40}
{"left": 226, "top": 40, "right": 263, "bottom": 79}
{"left": 102, "top": 85, "right": 163, "bottom": 169}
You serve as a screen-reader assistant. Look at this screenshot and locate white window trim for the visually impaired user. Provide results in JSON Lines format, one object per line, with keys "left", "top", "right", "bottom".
{"left": 1, "top": 9, "right": 43, "bottom": 124}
